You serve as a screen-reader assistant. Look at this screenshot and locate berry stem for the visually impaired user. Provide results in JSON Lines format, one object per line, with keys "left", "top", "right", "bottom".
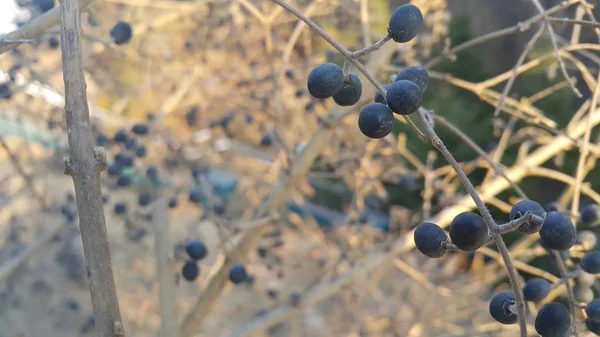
{"left": 416, "top": 108, "right": 528, "bottom": 337}
{"left": 351, "top": 34, "right": 392, "bottom": 58}
{"left": 269, "top": 0, "right": 427, "bottom": 141}
{"left": 552, "top": 250, "right": 580, "bottom": 336}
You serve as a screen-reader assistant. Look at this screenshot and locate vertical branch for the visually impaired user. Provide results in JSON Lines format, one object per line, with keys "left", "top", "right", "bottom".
{"left": 152, "top": 198, "right": 177, "bottom": 337}
{"left": 58, "top": 1, "right": 125, "bottom": 337}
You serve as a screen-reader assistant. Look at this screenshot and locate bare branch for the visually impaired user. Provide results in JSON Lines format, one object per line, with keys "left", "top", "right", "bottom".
{"left": 58, "top": 0, "right": 125, "bottom": 336}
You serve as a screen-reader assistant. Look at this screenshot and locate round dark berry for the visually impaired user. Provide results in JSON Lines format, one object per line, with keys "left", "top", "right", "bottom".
{"left": 374, "top": 83, "right": 392, "bottom": 104}
{"left": 535, "top": 302, "right": 571, "bottom": 337}
{"left": 358, "top": 103, "right": 394, "bottom": 139}
{"left": 395, "top": 66, "right": 428, "bottom": 94}
{"left": 587, "top": 299, "right": 600, "bottom": 322}
{"left": 229, "top": 264, "right": 248, "bottom": 284}
{"left": 110, "top": 21, "right": 133, "bottom": 45}
{"left": 304, "top": 102, "right": 314, "bottom": 112}
{"left": 522, "top": 278, "right": 550, "bottom": 302}
{"left": 578, "top": 231, "right": 598, "bottom": 251}
{"left": 385, "top": 80, "right": 422, "bottom": 115}
{"left": 449, "top": 212, "right": 488, "bottom": 251}
{"left": 284, "top": 70, "right": 294, "bottom": 80}
{"left": 510, "top": 199, "right": 545, "bottom": 234}
{"left": 146, "top": 166, "right": 158, "bottom": 180}
{"left": 96, "top": 133, "right": 110, "bottom": 146}
{"left": 138, "top": 192, "right": 151, "bottom": 207}
{"left": 574, "top": 284, "right": 594, "bottom": 303}
{"left": 113, "top": 130, "right": 128, "bottom": 143}
{"left": 260, "top": 133, "right": 273, "bottom": 146}
{"left": 414, "top": 222, "right": 448, "bottom": 258}
{"left": 35, "top": 0, "right": 54, "bottom": 12}
{"left": 581, "top": 204, "right": 600, "bottom": 225}
{"left": 102, "top": 195, "right": 109, "bottom": 204}
{"left": 48, "top": 37, "right": 59, "bottom": 49}
{"left": 333, "top": 74, "right": 362, "bottom": 106}
{"left": 117, "top": 175, "right": 132, "bottom": 187}
{"left": 185, "top": 240, "right": 208, "bottom": 260}
{"left": 125, "top": 137, "right": 137, "bottom": 150}
{"left": 489, "top": 292, "right": 517, "bottom": 324}
{"left": 582, "top": 251, "right": 600, "bottom": 274}
{"left": 135, "top": 146, "right": 146, "bottom": 158}
{"left": 131, "top": 123, "right": 149, "bottom": 135}
{"left": 539, "top": 211, "right": 576, "bottom": 251}
{"left": 107, "top": 163, "right": 121, "bottom": 176}
{"left": 185, "top": 107, "right": 198, "bottom": 127}
{"left": 0, "top": 84, "right": 11, "bottom": 100}
{"left": 181, "top": 260, "right": 199, "bottom": 281}
{"left": 387, "top": 4, "right": 423, "bottom": 43}
{"left": 114, "top": 202, "right": 127, "bottom": 215}
{"left": 189, "top": 187, "right": 205, "bottom": 204}
{"left": 295, "top": 89, "right": 305, "bottom": 98}
{"left": 114, "top": 152, "right": 133, "bottom": 167}
{"left": 544, "top": 202, "right": 560, "bottom": 212}
{"left": 306, "top": 63, "right": 345, "bottom": 99}
{"left": 586, "top": 318, "right": 600, "bottom": 335}
{"left": 168, "top": 197, "right": 178, "bottom": 209}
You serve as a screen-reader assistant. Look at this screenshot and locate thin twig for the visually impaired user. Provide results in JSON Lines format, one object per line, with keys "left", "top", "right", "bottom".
{"left": 152, "top": 198, "right": 177, "bottom": 337}
{"left": 59, "top": 0, "right": 125, "bottom": 336}
{"left": 549, "top": 17, "right": 600, "bottom": 29}
{"left": 351, "top": 35, "right": 391, "bottom": 58}
{"left": 493, "top": 24, "right": 545, "bottom": 117}
{"left": 571, "top": 71, "right": 600, "bottom": 220}
{"left": 417, "top": 108, "right": 527, "bottom": 337}
{"left": 269, "top": 0, "right": 426, "bottom": 141}
{"left": 0, "top": 0, "right": 96, "bottom": 55}
{"left": 530, "top": 0, "right": 582, "bottom": 97}
{"left": 424, "top": 0, "right": 579, "bottom": 69}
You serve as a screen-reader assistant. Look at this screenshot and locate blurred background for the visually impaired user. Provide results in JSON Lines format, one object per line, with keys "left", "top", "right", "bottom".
{"left": 0, "top": 0, "right": 600, "bottom": 336}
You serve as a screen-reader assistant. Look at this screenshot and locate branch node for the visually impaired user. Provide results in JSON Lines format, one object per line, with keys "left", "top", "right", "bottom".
{"left": 94, "top": 146, "right": 108, "bottom": 171}
{"left": 113, "top": 321, "right": 125, "bottom": 336}
{"left": 63, "top": 157, "right": 74, "bottom": 176}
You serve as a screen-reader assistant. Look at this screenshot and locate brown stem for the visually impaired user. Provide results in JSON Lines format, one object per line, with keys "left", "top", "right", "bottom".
{"left": 58, "top": 0, "right": 125, "bottom": 336}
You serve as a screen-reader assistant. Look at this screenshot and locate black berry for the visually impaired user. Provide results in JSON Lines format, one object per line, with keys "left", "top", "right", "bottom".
{"left": 229, "top": 264, "right": 248, "bottom": 284}
{"left": 117, "top": 175, "right": 132, "bottom": 187}
{"left": 581, "top": 204, "right": 600, "bottom": 225}
{"left": 181, "top": 260, "right": 199, "bottom": 281}
{"left": 48, "top": 37, "right": 59, "bottom": 49}
{"left": 185, "top": 240, "right": 208, "bottom": 261}
{"left": 35, "top": 0, "right": 54, "bottom": 12}
{"left": 135, "top": 146, "right": 146, "bottom": 158}
{"left": 395, "top": 66, "right": 428, "bottom": 94}
{"left": 387, "top": 4, "right": 423, "bottom": 43}
{"left": 131, "top": 123, "right": 149, "bottom": 135}
{"left": 586, "top": 318, "right": 600, "bottom": 335}
{"left": 374, "top": 83, "right": 392, "bottom": 104}
{"left": 107, "top": 163, "right": 122, "bottom": 176}
{"left": 489, "top": 292, "right": 517, "bottom": 324}
{"left": 0, "top": 84, "right": 12, "bottom": 100}
{"left": 522, "top": 278, "right": 550, "bottom": 302}
{"left": 587, "top": 299, "right": 600, "bottom": 322}
{"left": 539, "top": 211, "right": 576, "bottom": 251}
{"left": 138, "top": 192, "right": 151, "bottom": 207}
{"left": 146, "top": 166, "right": 158, "bottom": 180}
{"left": 582, "top": 251, "right": 600, "bottom": 274}
{"left": 168, "top": 197, "right": 178, "bottom": 209}
{"left": 414, "top": 222, "right": 448, "bottom": 258}
{"left": 534, "top": 302, "right": 571, "bottom": 337}
{"left": 385, "top": 80, "right": 422, "bottom": 115}
{"left": 114, "top": 202, "right": 127, "bottom": 215}
{"left": 110, "top": 21, "right": 133, "bottom": 45}
{"left": 333, "top": 74, "right": 362, "bottom": 106}
{"left": 449, "top": 212, "right": 488, "bottom": 251}
{"left": 306, "top": 63, "right": 345, "bottom": 99}
{"left": 113, "top": 130, "right": 128, "bottom": 143}
{"left": 510, "top": 199, "right": 545, "bottom": 234}
{"left": 358, "top": 103, "right": 394, "bottom": 139}
{"left": 189, "top": 187, "right": 205, "bottom": 204}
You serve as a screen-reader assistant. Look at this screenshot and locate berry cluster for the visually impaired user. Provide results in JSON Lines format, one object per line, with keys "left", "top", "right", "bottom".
{"left": 415, "top": 198, "right": 600, "bottom": 335}
{"left": 304, "top": 4, "right": 428, "bottom": 139}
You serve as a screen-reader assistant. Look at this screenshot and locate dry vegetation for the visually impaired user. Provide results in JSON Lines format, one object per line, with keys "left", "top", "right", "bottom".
{"left": 1, "top": 0, "right": 600, "bottom": 336}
